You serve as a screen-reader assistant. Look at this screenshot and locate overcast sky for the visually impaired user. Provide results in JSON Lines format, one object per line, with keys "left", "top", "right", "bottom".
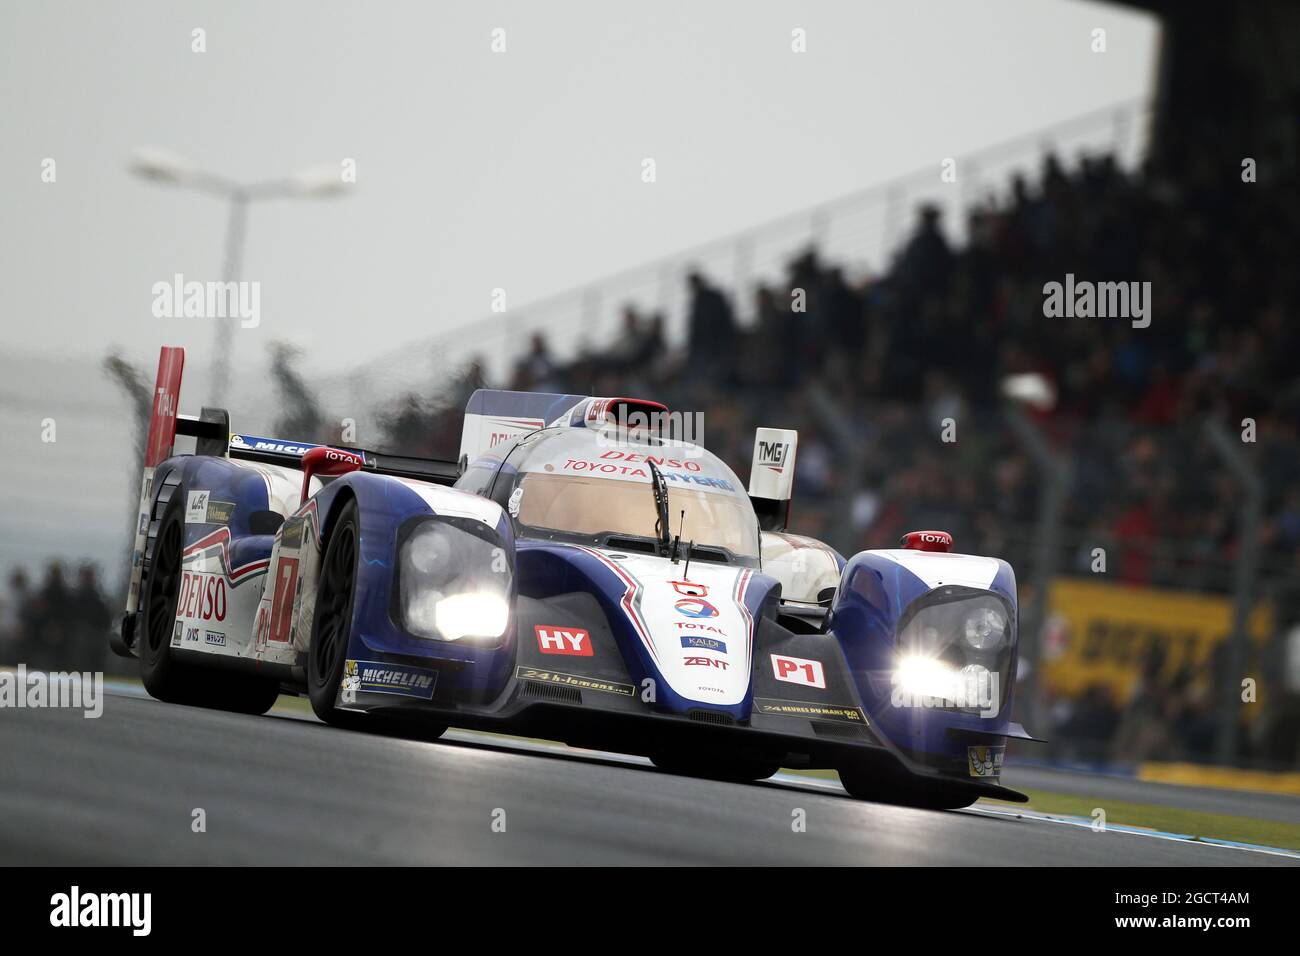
{"left": 1, "top": 0, "right": 1157, "bottom": 377}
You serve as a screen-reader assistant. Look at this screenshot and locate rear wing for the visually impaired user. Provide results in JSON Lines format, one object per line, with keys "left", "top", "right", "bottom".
{"left": 225, "top": 432, "right": 460, "bottom": 485}
{"left": 123, "top": 346, "right": 460, "bottom": 614}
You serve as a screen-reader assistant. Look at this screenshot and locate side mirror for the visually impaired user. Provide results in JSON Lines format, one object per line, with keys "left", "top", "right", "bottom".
{"left": 301, "top": 446, "right": 364, "bottom": 506}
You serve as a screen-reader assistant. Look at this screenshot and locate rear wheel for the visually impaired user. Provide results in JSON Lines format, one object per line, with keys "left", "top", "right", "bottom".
{"left": 139, "top": 494, "right": 281, "bottom": 715}
{"left": 837, "top": 763, "right": 978, "bottom": 810}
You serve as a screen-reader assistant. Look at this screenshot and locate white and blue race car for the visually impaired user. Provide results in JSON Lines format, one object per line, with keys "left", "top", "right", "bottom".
{"left": 113, "top": 346, "right": 1035, "bottom": 809}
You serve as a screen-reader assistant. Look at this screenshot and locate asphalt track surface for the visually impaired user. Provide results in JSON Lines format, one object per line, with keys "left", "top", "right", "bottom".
{"left": 2, "top": 691, "right": 1297, "bottom": 866}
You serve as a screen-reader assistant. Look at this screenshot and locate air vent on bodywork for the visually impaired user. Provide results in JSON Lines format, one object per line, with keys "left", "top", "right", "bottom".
{"left": 811, "top": 720, "right": 868, "bottom": 740}
{"left": 687, "top": 709, "right": 735, "bottom": 726}
{"left": 520, "top": 681, "right": 583, "bottom": 705}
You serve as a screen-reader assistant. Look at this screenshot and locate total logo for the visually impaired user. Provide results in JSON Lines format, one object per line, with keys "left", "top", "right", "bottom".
{"left": 535, "top": 625, "right": 592, "bottom": 657}
{"left": 674, "top": 597, "right": 718, "bottom": 619}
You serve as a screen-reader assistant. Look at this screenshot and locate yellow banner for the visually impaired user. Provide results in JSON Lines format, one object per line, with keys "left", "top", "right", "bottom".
{"left": 1042, "top": 578, "right": 1272, "bottom": 700}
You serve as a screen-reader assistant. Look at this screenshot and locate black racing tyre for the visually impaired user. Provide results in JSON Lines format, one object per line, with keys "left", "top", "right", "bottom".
{"left": 139, "top": 492, "right": 281, "bottom": 716}
{"left": 650, "top": 751, "right": 781, "bottom": 783}
{"left": 307, "top": 499, "right": 363, "bottom": 725}
{"left": 837, "top": 763, "right": 978, "bottom": 810}
{"left": 139, "top": 494, "right": 204, "bottom": 703}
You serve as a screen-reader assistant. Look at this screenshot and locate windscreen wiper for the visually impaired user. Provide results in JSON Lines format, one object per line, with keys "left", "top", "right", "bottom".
{"left": 646, "top": 460, "right": 673, "bottom": 558}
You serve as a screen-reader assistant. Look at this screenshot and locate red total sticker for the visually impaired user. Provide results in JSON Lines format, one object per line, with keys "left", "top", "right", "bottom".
{"left": 535, "top": 625, "right": 593, "bottom": 657}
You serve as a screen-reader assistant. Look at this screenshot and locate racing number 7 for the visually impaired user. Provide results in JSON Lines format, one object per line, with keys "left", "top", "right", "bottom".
{"left": 268, "top": 557, "right": 299, "bottom": 643}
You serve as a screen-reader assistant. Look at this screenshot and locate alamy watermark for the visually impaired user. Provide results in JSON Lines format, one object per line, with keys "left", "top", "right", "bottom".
{"left": 1042, "top": 273, "right": 1150, "bottom": 328}
{"left": 0, "top": 665, "right": 104, "bottom": 718}
{"left": 152, "top": 273, "right": 260, "bottom": 328}
{"left": 891, "top": 666, "right": 1000, "bottom": 718}
{"left": 50, "top": 886, "right": 150, "bottom": 936}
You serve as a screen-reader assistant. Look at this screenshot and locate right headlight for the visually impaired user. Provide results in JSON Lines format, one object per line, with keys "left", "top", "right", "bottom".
{"left": 398, "top": 519, "right": 512, "bottom": 642}
{"left": 892, "top": 589, "right": 1015, "bottom": 715}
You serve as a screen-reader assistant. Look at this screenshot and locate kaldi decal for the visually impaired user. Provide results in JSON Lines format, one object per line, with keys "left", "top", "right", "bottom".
{"left": 177, "top": 571, "right": 227, "bottom": 623}
{"left": 680, "top": 635, "right": 727, "bottom": 653}
{"left": 771, "top": 654, "right": 825, "bottom": 689}
{"left": 535, "top": 625, "right": 593, "bottom": 657}
{"left": 684, "top": 656, "right": 729, "bottom": 670}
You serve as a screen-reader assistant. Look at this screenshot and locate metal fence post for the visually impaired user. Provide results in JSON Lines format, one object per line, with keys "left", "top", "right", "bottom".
{"left": 1204, "top": 420, "right": 1264, "bottom": 766}
{"left": 1004, "top": 408, "right": 1068, "bottom": 736}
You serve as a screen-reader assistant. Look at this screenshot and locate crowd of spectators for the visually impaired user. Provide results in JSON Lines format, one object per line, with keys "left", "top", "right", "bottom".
{"left": 0, "top": 563, "right": 114, "bottom": 674}
{"left": 501, "top": 146, "right": 1298, "bottom": 595}
{"left": 493, "top": 140, "right": 1300, "bottom": 768}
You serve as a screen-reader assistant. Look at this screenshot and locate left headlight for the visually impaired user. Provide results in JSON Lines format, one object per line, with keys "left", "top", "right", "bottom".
{"left": 399, "top": 519, "right": 512, "bottom": 642}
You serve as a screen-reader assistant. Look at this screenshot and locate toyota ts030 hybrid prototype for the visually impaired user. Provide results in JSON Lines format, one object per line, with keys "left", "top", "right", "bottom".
{"left": 113, "top": 346, "right": 1037, "bottom": 809}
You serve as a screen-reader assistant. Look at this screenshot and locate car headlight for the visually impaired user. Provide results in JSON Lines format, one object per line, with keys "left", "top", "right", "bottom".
{"left": 963, "top": 606, "right": 1006, "bottom": 651}
{"left": 896, "top": 655, "right": 960, "bottom": 699}
{"left": 894, "top": 656, "right": 997, "bottom": 711}
{"left": 399, "top": 519, "right": 512, "bottom": 642}
{"left": 892, "top": 588, "right": 1014, "bottom": 715}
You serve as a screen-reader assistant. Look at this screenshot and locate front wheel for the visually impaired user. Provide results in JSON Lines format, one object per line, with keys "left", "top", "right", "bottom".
{"left": 308, "top": 500, "right": 362, "bottom": 725}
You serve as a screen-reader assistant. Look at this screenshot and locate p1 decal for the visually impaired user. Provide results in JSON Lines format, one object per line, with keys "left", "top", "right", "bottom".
{"left": 674, "top": 597, "right": 718, "bottom": 619}
{"left": 771, "top": 653, "right": 826, "bottom": 689}
{"left": 535, "top": 626, "right": 593, "bottom": 657}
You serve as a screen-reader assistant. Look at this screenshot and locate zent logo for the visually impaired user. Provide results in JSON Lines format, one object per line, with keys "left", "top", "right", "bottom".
{"left": 683, "top": 656, "right": 729, "bottom": 670}
{"left": 771, "top": 654, "right": 826, "bottom": 689}
{"left": 674, "top": 598, "right": 718, "bottom": 619}
{"left": 535, "top": 626, "right": 593, "bottom": 657}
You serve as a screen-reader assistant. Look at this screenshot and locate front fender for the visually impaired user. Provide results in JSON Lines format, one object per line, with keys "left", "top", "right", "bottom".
{"left": 829, "top": 549, "right": 1020, "bottom": 775}
{"left": 325, "top": 473, "right": 517, "bottom": 704}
